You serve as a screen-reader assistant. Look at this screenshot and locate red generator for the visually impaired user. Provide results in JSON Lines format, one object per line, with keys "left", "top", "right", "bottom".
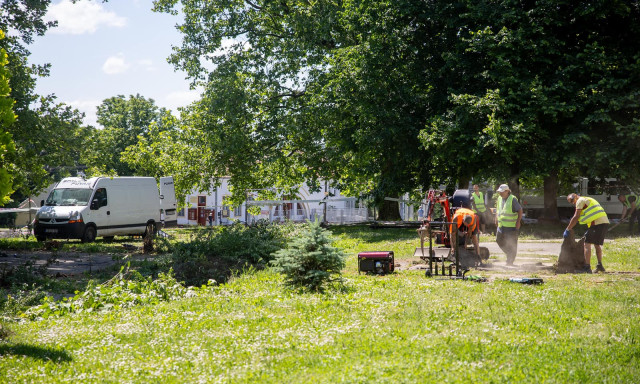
{"left": 358, "top": 251, "right": 395, "bottom": 275}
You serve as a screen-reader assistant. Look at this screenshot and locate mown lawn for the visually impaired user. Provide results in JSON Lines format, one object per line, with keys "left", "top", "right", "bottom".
{"left": 1, "top": 227, "right": 639, "bottom": 383}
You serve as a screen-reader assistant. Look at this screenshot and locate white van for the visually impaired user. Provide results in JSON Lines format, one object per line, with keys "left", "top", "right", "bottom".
{"left": 34, "top": 176, "right": 177, "bottom": 242}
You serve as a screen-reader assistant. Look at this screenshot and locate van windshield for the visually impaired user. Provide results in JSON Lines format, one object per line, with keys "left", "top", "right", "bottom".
{"left": 45, "top": 188, "right": 92, "bottom": 206}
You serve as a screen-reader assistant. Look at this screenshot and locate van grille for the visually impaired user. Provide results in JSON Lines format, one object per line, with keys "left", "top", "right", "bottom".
{"left": 37, "top": 218, "right": 69, "bottom": 224}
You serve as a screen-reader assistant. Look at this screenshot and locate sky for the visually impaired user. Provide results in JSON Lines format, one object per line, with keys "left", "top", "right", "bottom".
{"left": 27, "top": 0, "right": 200, "bottom": 127}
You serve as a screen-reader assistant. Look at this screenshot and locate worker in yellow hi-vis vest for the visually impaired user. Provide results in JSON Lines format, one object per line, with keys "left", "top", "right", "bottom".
{"left": 471, "top": 184, "right": 487, "bottom": 233}
{"left": 494, "top": 184, "right": 523, "bottom": 266}
{"left": 564, "top": 193, "right": 609, "bottom": 273}
{"left": 617, "top": 193, "right": 638, "bottom": 235}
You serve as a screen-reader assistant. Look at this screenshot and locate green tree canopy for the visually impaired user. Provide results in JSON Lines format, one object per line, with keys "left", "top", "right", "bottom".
{"left": 152, "top": 0, "right": 435, "bottom": 217}
{"left": 0, "top": 29, "right": 17, "bottom": 204}
{"left": 1, "top": 0, "right": 90, "bottom": 199}
{"left": 153, "top": 0, "right": 640, "bottom": 216}
{"left": 83, "top": 94, "right": 167, "bottom": 176}
{"left": 419, "top": 0, "right": 640, "bottom": 217}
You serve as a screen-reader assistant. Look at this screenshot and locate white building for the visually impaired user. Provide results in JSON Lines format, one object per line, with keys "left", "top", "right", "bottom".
{"left": 177, "top": 177, "right": 372, "bottom": 226}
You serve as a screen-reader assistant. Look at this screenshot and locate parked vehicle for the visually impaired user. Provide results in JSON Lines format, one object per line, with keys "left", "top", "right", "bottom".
{"left": 34, "top": 176, "right": 177, "bottom": 242}
{"left": 521, "top": 178, "right": 632, "bottom": 219}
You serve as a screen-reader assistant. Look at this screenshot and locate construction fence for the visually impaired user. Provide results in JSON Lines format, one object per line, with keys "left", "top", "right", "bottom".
{"left": 261, "top": 207, "right": 373, "bottom": 224}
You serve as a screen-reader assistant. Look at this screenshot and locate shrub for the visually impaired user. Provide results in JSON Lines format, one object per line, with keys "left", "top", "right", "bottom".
{"left": 0, "top": 285, "right": 48, "bottom": 317}
{"left": 0, "top": 321, "right": 11, "bottom": 341}
{"left": 165, "top": 221, "right": 293, "bottom": 286}
{"left": 24, "top": 265, "right": 201, "bottom": 320}
{"left": 271, "top": 221, "right": 346, "bottom": 292}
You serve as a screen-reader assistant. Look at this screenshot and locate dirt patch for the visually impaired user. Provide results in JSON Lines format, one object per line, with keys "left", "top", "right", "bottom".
{"left": 394, "top": 238, "right": 638, "bottom": 282}
{"left": 0, "top": 247, "right": 152, "bottom": 276}
{"left": 395, "top": 240, "right": 563, "bottom": 281}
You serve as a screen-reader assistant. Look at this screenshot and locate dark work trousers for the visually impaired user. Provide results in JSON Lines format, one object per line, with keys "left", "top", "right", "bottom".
{"left": 629, "top": 210, "right": 640, "bottom": 235}
{"left": 496, "top": 226, "right": 518, "bottom": 265}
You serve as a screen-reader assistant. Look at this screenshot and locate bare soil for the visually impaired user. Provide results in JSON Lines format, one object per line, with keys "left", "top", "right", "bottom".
{"left": 398, "top": 240, "right": 564, "bottom": 280}
{"left": 395, "top": 239, "right": 640, "bottom": 281}
{"left": 0, "top": 246, "right": 152, "bottom": 277}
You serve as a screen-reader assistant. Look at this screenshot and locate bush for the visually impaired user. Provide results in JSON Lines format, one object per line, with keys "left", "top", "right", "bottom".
{"left": 0, "top": 285, "right": 48, "bottom": 317}
{"left": 0, "top": 321, "right": 11, "bottom": 341}
{"left": 271, "top": 221, "right": 346, "bottom": 292}
{"left": 24, "top": 265, "right": 201, "bottom": 320}
{"left": 165, "top": 221, "right": 293, "bottom": 286}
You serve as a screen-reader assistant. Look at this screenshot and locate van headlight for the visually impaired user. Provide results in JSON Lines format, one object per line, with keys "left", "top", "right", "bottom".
{"left": 69, "top": 211, "right": 83, "bottom": 224}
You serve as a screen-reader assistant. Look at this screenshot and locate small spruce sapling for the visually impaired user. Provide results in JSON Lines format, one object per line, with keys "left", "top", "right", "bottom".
{"left": 271, "top": 220, "right": 346, "bottom": 292}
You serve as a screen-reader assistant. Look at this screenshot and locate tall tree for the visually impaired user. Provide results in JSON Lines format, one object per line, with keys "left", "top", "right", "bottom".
{"left": 154, "top": 0, "right": 640, "bottom": 220}
{"left": 152, "top": 0, "right": 440, "bottom": 218}
{"left": 83, "top": 94, "right": 165, "bottom": 176}
{"left": 0, "top": 29, "right": 16, "bottom": 204}
{"left": 121, "top": 109, "right": 219, "bottom": 207}
{"left": 1, "top": 0, "right": 90, "bottom": 199}
{"left": 419, "top": 0, "right": 640, "bottom": 219}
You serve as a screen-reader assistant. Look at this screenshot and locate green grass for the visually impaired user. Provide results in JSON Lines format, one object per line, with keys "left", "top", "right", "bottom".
{"left": 1, "top": 226, "right": 639, "bottom": 383}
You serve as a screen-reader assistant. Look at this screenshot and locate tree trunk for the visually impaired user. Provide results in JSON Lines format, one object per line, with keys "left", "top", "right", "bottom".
{"left": 458, "top": 176, "right": 471, "bottom": 190}
{"left": 542, "top": 171, "right": 560, "bottom": 222}
{"left": 378, "top": 199, "right": 402, "bottom": 221}
{"left": 509, "top": 164, "right": 521, "bottom": 200}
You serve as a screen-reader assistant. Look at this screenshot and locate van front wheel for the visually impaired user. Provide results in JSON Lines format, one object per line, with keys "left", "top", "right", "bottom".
{"left": 82, "top": 226, "right": 96, "bottom": 243}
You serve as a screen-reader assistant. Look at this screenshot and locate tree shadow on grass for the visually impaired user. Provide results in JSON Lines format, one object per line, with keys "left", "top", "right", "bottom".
{"left": 0, "top": 343, "right": 72, "bottom": 362}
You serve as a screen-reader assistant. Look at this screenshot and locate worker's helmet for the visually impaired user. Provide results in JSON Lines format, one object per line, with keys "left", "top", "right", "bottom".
{"left": 463, "top": 214, "right": 473, "bottom": 225}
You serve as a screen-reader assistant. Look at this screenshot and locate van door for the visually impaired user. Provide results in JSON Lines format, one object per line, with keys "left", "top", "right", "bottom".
{"left": 160, "top": 176, "right": 178, "bottom": 227}
{"left": 89, "top": 187, "right": 113, "bottom": 236}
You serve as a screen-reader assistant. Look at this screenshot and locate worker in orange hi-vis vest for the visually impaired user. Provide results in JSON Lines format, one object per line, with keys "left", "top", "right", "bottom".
{"left": 449, "top": 207, "right": 480, "bottom": 256}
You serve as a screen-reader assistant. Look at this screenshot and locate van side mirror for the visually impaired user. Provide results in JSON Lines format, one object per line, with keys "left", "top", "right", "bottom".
{"left": 90, "top": 199, "right": 98, "bottom": 210}
{"left": 40, "top": 200, "right": 44, "bottom": 207}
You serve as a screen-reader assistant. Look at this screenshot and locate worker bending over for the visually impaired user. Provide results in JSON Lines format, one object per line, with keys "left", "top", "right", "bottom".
{"left": 564, "top": 193, "right": 609, "bottom": 273}
{"left": 450, "top": 207, "right": 480, "bottom": 256}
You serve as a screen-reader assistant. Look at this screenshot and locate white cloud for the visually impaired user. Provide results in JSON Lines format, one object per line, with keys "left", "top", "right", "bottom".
{"left": 66, "top": 99, "right": 101, "bottom": 126}
{"left": 102, "top": 53, "right": 130, "bottom": 75}
{"left": 163, "top": 89, "right": 202, "bottom": 111}
{"left": 46, "top": 0, "right": 126, "bottom": 35}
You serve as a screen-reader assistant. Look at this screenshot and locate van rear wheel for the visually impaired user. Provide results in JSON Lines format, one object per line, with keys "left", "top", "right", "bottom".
{"left": 82, "top": 226, "right": 96, "bottom": 243}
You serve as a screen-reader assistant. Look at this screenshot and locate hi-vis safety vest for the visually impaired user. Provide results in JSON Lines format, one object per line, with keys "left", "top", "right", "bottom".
{"left": 472, "top": 192, "right": 486, "bottom": 213}
{"left": 450, "top": 208, "right": 477, "bottom": 234}
{"left": 497, "top": 194, "right": 518, "bottom": 228}
{"left": 579, "top": 197, "right": 608, "bottom": 227}
{"left": 622, "top": 194, "right": 638, "bottom": 210}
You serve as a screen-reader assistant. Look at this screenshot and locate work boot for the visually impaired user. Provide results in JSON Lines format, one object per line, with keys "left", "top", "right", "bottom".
{"left": 595, "top": 264, "right": 606, "bottom": 273}
{"left": 577, "top": 264, "right": 592, "bottom": 274}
